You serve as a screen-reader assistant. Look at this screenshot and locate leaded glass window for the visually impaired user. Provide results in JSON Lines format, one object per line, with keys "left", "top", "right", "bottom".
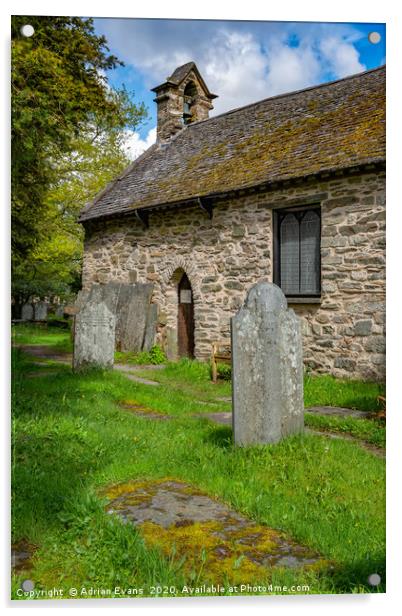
{"left": 274, "top": 207, "right": 321, "bottom": 296}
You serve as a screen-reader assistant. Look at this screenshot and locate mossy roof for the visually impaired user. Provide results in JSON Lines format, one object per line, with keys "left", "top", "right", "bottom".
{"left": 80, "top": 66, "right": 385, "bottom": 222}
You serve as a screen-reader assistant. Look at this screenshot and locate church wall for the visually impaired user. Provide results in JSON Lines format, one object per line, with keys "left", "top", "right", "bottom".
{"left": 82, "top": 170, "right": 385, "bottom": 381}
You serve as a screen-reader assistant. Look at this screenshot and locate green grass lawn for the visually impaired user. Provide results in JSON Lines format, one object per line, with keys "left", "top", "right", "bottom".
{"left": 12, "top": 323, "right": 73, "bottom": 353}
{"left": 11, "top": 325, "right": 386, "bottom": 598}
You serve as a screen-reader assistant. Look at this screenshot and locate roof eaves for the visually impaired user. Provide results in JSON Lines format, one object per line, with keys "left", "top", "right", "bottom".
{"left": 79, "top": 158, "right": 385, "bottom": 224}
{"left": 79, "top": 143, "right": 159, "bottom": 220}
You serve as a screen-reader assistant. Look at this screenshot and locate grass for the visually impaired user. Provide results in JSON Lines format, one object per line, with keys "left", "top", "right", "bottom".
{"left": 304, "top": 373, "right": 384, "bottom": 413}
{"left": 305, "top": 414, "right": 385, "bottom": 448}
{"left": 11, "top": 323, "right": 73, "bottom": 353}
{"left": 115, "top": 345, "right": 167, "bottom": 365}
{"left": 11, "top": 338, "right": 386, "bottom": 598}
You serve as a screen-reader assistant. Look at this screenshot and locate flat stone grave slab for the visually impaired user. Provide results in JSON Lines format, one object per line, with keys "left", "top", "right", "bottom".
{"left": 25, "top": 370, "right": 60, "bottom": 379}
{"left": 199, "top": 406, "right": 373, "bottom": 426}
{"left": 194, "top": 412, "right": 233, "bottom": 426}
{"left": 306, "top": 406, "right": 371, "bottom": 419}
{"left": 114, "top": 364, "right": 161, "bottom": 386}
{"left": 305, "top": 428, "right": 385, "bottom": 458}
{"left": 118, "top": 399, "right": 172, "bottom": 420}
{"left": 104, "top": 479, "right": 327, "bottom": 584}
{"left": 11, "top": 539, "right": 36, "bottom": 573}
{"left": 15, "top": 345, "right": 72, "bottom": 364}
{"left": 124, "top": 374, "right": 161, "bottom": 387}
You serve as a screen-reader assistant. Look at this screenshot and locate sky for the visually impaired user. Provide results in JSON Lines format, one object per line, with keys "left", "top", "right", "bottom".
{"left": 93, "top": 18, "right": 386, "bottom": 159}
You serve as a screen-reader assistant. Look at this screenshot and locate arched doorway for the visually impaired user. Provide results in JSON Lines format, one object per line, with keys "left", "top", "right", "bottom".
{"left": 177, "top": 273, "right": 194, "bottom": 358}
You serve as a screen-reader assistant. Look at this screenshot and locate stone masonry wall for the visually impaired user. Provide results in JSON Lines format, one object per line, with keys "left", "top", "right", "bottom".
{"left": 82, "top": 170, "right": 385, "bottom": 381}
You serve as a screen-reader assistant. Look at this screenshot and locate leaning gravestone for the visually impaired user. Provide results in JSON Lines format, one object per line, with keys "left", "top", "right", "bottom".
{"left": 231, "top": 282, "right": 304, "bottom": 446}
{"left": 73, "top": 301, "right": 116, "bottom": 371}
{"left": 33, "top": 301, "right": 48, "bottom": 321}
{"left": 21, "top": 303, "right": 33, "bottom": 321}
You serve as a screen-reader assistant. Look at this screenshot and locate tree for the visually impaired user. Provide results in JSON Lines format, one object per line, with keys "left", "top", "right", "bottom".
{"left": 11, "top": 119, "right": 136, "bottom": 316}
{"left": 11, "top": 16, "right": 147, "bottom": 263}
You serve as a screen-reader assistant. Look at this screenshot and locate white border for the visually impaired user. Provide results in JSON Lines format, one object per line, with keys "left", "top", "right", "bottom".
{"left": 2, "top": 1, "right": 401, "bottom": 614}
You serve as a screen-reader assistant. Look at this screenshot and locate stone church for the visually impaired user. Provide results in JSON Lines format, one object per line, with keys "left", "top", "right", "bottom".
{"left": 79, "top": 61, "right": 385, "bottom": 381}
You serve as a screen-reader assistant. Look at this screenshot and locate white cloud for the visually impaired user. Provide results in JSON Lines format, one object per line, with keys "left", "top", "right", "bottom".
{"left": 202, "top": 30, "right": 269, "bottom": 113}
{"left": 319, "top": 36, "right": 365, "bottom": 77}
{"left": 96, "top": 20, "right": 367, "bottom": 116}
{"left": 123, "top": 127, "right": 157, "bottom": 160}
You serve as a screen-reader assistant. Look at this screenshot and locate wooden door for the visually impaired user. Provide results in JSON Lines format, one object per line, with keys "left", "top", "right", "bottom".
{"left": 178, "top": 273, "right": 194, "bottom": 358}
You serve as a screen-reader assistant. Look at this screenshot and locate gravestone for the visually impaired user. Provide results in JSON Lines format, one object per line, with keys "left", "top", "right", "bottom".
{"left": 142, "top": 302, "right": 158, "bottom": 351}
{"left": 74, "top": 282, "right": 156, "bottom": 353}
{"left": 21, "top": 303, "right": 33, "bottom": 321}
{"left": 231, "top": 282, "right": 304, "bottom": 446}
{"left": 73, "top": 301, "right": 116, "bottom": 371}
{"left": 111, "top": 282, "right": 154, "bottom": 352}
{"left": 55, "top": 305, "right": 65, "bottom": 318}
{"left": 33, "top": 301, "right": 48, "bottom": 321}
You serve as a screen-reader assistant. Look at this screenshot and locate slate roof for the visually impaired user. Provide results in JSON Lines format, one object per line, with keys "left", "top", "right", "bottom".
{"left": 80, "top": 65, "right": 385, "bottom": 223}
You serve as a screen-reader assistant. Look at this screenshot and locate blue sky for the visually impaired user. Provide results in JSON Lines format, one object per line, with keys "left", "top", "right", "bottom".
{"left": 93, "top": 19, "right": 386, "bottom": 158}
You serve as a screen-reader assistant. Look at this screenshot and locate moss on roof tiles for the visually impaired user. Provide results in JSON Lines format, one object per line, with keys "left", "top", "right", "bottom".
{"left": 80, "top": 66, "right": 385, "bottom": 222}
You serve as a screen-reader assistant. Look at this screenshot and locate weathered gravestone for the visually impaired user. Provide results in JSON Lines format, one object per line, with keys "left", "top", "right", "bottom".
{"left": 33, "top": 301, "right": 48, "bottom": 321}
{"left": 21, "top": 303, "right": 33, "bottom": 321}
{"left": 106, "top": 282, "right": 155, "bottom": 352}
{"left": 73, "top": 301, "right": 116, "bottom": 371}
{"left": 75, "top": 282, "right": 156, "bottom": 353}
{"left": 55, "top": 305, "right": 65, "bottom": 318}
{"left": 143, "top": 302, "right": 158, "bottom": 352}
{"left": 231, "top": 282, "right": 304, "bottom": 446}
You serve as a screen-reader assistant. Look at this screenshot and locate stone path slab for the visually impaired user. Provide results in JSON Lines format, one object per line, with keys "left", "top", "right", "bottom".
{"left": 198, "top": 412, "right": 384, "bottom": 457}
{"left": 194, "top": 412, "right": 232, "bottom": 426}
{"left": 306, "top": 428, "right": 385, "bottom": 458}
{"left": 104, "top": 479, "right": 326, "bottom": 585}
{"left": 124, "top": 373, "right": 161, "bottom": 386}
{"left": 114, "top": 364, "right": 161, "bottom": 386}
{"left": 25, "top": 370, "right": 59, "bottom": 379}
{"left": 14, "top": 345, "right": 72, "bottom": 364}
{"left": 306, "top": 406, "right": 371, "bottom": 419}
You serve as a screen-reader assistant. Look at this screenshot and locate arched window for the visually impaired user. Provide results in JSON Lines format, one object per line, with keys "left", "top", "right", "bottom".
{"left": 183, "top": 82, "right": 197, "bottom": 125}
{"left": 274, "top": 206, "right": 321, "bottom": 297}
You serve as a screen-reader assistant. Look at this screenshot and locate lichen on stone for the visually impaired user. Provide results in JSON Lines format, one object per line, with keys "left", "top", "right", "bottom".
{"left": 104, "top": 478, "right": 328, "bottom": 584}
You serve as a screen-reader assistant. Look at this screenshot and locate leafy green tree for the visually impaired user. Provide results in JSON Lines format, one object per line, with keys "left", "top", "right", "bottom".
{"left": 12, "top": 121, "right": 135, "bottom": 316}
{"left": 11, "top": 16, "right": 147, "bottom": 262}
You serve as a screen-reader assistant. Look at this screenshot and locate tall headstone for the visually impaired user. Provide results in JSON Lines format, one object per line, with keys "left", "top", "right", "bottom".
{"left": 117, "top": 283, "right": 154, "bottom": 352}
{"left": 21, "top": 303, "right": 33, "bottom": 321}
{"left": 34, "top": 301, "right": 48, "bottom": 321}
{"left": 143, "top": 303, "right": 158, "bottom": 351}
{"left": 231, "top": 282, "right": 304, "bottom": 446}
{"left": 73, "top": 301, "right": 116, "bottom": 371}
{"left": 74, "top": 282, "right": 155, "bottom": 353}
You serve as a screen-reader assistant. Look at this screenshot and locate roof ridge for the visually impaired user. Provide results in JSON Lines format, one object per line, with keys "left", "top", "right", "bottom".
{"left": 186, "top": 64, "right": 386, "bottom": 130}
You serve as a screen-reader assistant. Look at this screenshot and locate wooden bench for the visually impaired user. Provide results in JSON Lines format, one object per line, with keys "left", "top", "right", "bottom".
{"left": 211, "top": 340, "right": 231, "bottom": 383}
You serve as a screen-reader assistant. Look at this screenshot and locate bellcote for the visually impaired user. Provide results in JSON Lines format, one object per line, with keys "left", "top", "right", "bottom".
{"left": 151, "top": 61, "right": 218, "bottom": 143}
